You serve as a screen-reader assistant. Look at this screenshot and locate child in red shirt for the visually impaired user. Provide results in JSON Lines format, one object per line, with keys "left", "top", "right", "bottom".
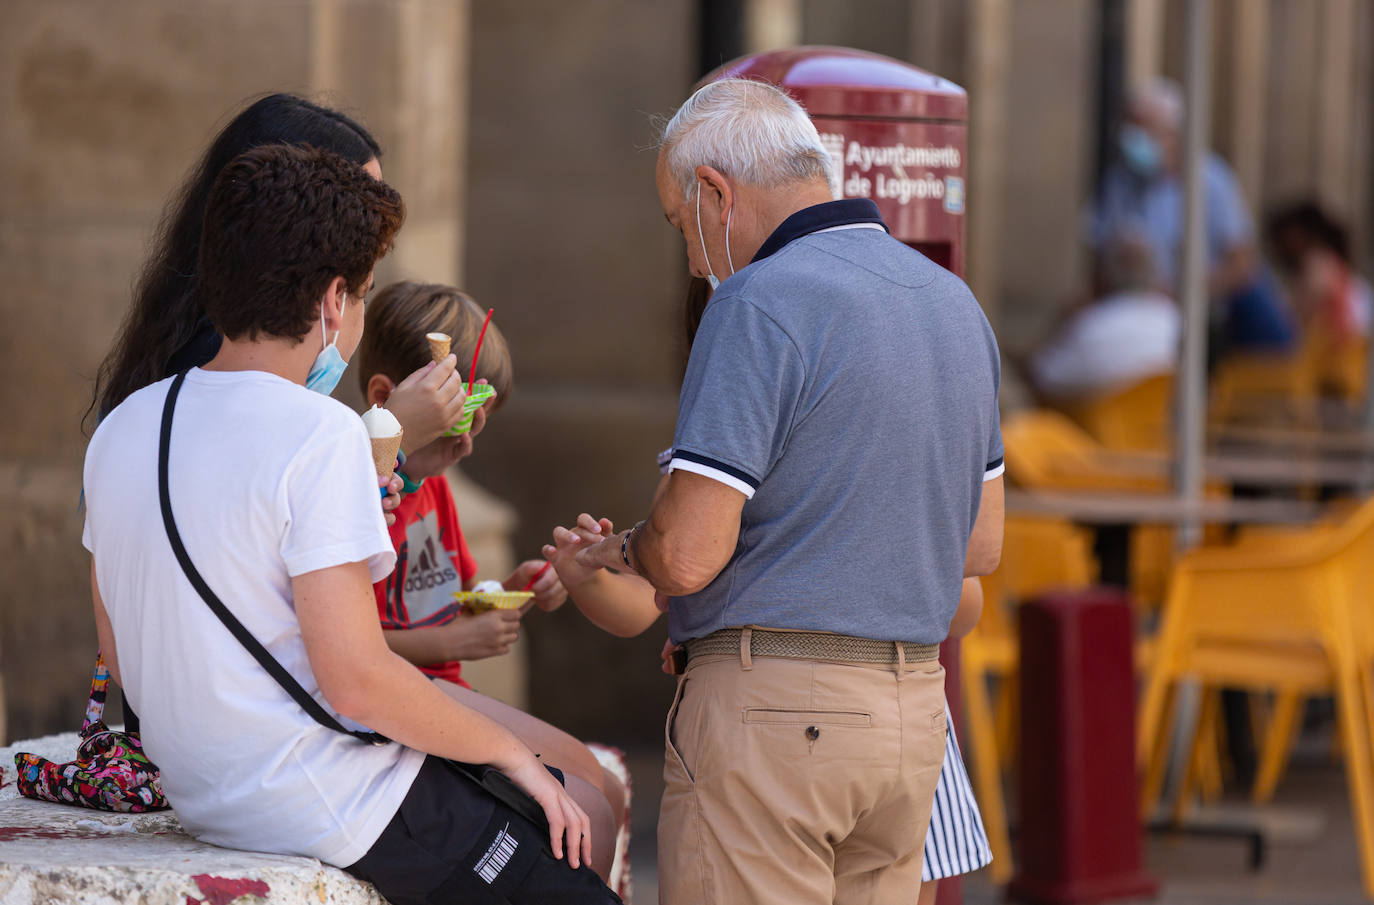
{"left": 358, "top": 281, "right": 555, "bottom": 687}
{"left": 355, "top": 281, "right": 622, "bottom": 878}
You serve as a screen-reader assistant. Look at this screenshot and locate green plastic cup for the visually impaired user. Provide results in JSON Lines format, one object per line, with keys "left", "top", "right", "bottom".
{"left": 444, "top": 382, "right": 497, "bottom": 436}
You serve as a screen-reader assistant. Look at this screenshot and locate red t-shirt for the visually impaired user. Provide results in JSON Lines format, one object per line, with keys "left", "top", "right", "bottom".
{"left": 373, "top": 476, "right": 478, "bottom": 687}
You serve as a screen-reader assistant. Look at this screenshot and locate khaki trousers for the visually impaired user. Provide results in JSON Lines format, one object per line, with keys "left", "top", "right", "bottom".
{"left": 657, "top": 641, "right": 947, "bottom": 905}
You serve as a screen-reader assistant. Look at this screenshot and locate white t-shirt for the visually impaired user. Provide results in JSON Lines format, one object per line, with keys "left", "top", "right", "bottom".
{"left": 82, "top": 368, "right": 424, "bottom": 867}
{"left": 1031, "top": 290, "right": 1181, "bottom": 399}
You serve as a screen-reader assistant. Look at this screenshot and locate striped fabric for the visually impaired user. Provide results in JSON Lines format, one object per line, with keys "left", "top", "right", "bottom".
{"left": 921, "top": 706, "right": 993, "bottom": 881}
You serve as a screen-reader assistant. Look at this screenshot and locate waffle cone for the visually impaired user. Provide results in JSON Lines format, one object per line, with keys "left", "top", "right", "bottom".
{"left": 370, "top": 431, "right": 403, "bottom": 480}
{"left": 426, "top": 333, "right": 451, "bottom": 362}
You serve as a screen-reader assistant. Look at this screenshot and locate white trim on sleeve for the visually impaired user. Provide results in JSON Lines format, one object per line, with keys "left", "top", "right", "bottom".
{"left": 668, "top": 457, "right": 756, "bottom": 499}
{"left": 983, "top": 462, "right": 1005, "bottom": 482}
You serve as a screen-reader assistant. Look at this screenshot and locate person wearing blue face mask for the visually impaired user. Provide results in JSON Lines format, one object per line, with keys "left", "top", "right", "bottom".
{"left": 306, "top": 293, "right": 355, "bottom": 395}
{"left": 576, "top": 78, "right": 1005, "bottom": 905}
{"left": 1085, "top": 78, "right": 1294, "bottom": 354}
{"left": 82, "top": 145, "right": 617, "bottom": 905}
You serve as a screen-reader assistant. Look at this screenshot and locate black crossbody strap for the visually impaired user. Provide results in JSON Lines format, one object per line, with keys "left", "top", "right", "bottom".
{"left": 158, "top": 371, "right": 388, "bottom": 746}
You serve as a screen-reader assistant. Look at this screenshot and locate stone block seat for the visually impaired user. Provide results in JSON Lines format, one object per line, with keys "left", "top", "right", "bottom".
{"left": 0, "top": 732, "right": 632, "bottom": 904}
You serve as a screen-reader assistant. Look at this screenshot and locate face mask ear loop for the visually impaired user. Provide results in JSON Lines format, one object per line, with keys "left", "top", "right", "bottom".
{"left": 724, "top": 205, "right": 736, "bottom": 277}
{"left": 319, "top": 300, "right": 327, "bottom": 351}
{"left": 696, "top": 183, "right": 717, "bottom": 283}
{"left": 332, "top": 293, "right": 346, "bottom": 347}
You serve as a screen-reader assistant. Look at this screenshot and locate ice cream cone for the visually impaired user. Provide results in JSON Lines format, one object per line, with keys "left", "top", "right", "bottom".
{"left": 426, "top": 332, "right": 451, "bottom": 362}
{"left": 370, "top": 430, "right": 403, "bottom": 480}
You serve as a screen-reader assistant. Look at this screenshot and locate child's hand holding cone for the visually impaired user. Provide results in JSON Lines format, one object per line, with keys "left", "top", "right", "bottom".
{"left": 361, "top": 405, "right": 404, "bottom": 481}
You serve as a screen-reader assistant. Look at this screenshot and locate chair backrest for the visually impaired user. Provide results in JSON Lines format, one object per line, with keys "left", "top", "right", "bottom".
{"left": 1172, "top": 493, "right": 1374, "bottom": 650}
{"left": 1210, "top": 351, "right": 1316, "bottom": 425}
{"left": 1324, "top": 494, "right": 1374, "bottom": 654}
{"left": 1001, "top": 410, "right": 1102, "bottom": 489}
{"left": 1300, "top": 323, "right": 1368, "bottom": 401}
{"left": 1065, "top": 373, "right": 1174, "bottom": 451}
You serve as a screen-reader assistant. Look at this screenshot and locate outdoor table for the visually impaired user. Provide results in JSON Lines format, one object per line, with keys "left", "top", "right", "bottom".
{"left": 1058, "top": 449, "right": 1373, "bottom": 490}
{"left": 1213, "top": 423, "right": 1374, "bottom": 458}
{"left": 1005, "top": 489, "right": 1321, "bottom": 528}
{"left": 1006, "top": 487, "right": 1325, "bottom": 820}
{"left": 1004, "top": 489, "right": 1322, "bottom": 588}
{"left": 1200, "top": 452, "right": 1374, "bottom": 488}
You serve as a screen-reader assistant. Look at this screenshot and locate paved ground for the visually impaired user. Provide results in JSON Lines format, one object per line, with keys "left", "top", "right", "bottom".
{"left": 624, "top": 734, "right": 1367, "bottom": 904}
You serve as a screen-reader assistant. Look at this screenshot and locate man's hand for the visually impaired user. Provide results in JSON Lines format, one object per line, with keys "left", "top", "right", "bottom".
{"left": 574, "top": 530, "right": 635, "bottom": 575}
{"left": 445, "top": 608, "right": 521, "bottom": 660}
{"left": 506, "top": 559, "right": 567, "bottom": 612}
{"left": 384, "top": 356, "right": 468, "bottom": 450}
{"left": 545, "top": 514, "right": 616, "bottom": 589}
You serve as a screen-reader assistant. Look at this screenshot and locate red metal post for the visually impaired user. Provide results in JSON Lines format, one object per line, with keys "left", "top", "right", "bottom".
{"left": 1009, "top": 589, "right": 1157, "bottom": 904}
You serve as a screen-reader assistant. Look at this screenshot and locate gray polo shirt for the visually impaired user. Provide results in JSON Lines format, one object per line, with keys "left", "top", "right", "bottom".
{"left": 667, "top": 199, "right": 1002, "bottom": 645}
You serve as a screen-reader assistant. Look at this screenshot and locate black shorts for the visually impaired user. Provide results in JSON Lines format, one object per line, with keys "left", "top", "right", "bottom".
{"left": 345, "top": 756, "right": 620, "bottom": 905}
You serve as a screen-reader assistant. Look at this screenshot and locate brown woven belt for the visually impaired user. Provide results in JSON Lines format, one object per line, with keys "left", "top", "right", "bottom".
{"left": 685, "top": 627, "right": 940, "bottom": 666}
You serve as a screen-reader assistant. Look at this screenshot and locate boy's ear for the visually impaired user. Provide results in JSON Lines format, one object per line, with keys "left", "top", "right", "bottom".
{"left": 365, "top": 373, "right": 396, "bottom": 408}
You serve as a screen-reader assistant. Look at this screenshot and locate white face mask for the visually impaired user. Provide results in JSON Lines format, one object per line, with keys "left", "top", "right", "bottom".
{"left": 696, "top": 183, "right": 735, "bottom": 290}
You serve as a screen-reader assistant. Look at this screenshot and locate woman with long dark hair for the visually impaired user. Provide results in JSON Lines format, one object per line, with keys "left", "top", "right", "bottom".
{"left": 76, "top": 94, "right": 472, "bottom": 772}
{"left": 91, "top": 93, "right": 468, "bottom": 458}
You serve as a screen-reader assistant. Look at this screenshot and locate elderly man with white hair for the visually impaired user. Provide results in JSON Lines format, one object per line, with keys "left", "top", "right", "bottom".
{"left": 574, "top": 78, "right": 1004, "bottom": 903}
{"left": 1087, "top": 78, "right": 1294, "bottom": 350}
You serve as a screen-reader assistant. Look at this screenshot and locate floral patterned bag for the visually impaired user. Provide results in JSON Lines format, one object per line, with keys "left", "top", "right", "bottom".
{"left": 14, "top": 654, "right": 169, "bottom": 812}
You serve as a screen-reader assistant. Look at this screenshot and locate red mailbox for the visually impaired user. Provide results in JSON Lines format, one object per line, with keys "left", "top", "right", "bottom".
{"left": 707, "top": 48, "right": 973, "bottom": 904}
{"left": 704, "top": 46, "right": 968, "bottom": 277}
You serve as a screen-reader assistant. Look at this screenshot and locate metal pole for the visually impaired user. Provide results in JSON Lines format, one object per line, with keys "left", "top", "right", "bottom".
{"left": 698, "top": 0, "right": 746, "bottom": 77}
{"left": 1095, "top": 0, "right": 1127, "bottom": 191}
{"left": 1174, "top": 0, "right": 1211, "bottom": 549}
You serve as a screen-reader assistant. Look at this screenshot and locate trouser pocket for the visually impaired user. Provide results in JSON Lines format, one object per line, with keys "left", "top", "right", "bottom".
{"left": 664, "top": 674, "right": 695, "bottom": 783}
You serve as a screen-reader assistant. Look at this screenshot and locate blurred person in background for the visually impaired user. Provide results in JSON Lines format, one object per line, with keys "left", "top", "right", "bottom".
{"left": 1268, "top": 202, "right": 1372, "bottom": 400}
{"left": 1028, "top": 233, "right": 1179, "bottom": 401}
{"left": 1086, "top": 78, "right": 1294, "bottom": 356}
{"left": 1268, "top": 202, "right": 1372, "bottom": 345}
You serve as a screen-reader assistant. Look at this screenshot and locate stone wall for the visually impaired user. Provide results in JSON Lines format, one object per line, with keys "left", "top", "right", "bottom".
{"left": 459, "top": 0, "right": 694, "bottom": 742}
{"left": 1, "top": 1, "right": 317, "bottom": 740}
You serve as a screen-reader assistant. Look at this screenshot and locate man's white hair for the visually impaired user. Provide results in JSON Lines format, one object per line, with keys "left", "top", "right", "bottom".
{"left": 1128, "top": 77, "right": 1184, "bottom": 130}
{"left": 660, "top": 78, "right": 835, "bottom": 198}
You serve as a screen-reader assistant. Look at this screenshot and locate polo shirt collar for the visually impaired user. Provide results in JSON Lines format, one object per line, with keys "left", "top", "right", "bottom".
{"left": 751, "top": 199, "right": 888, "bottom": 264}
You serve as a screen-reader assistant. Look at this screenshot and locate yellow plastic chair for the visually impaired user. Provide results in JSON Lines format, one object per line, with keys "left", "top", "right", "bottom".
{"left": 1002, "top": 409, "right": 1182, "bottom": 611}
{"left": 964, "top": 515, "right": 1096, "bottom": 883}
{"left": 1232, "top": 503, "right": 1366, "bottom": 804}
{"left": 1300, "top": 322, "right": 1368, "bottom": 403}
{"left": 1210, "top": 352, "right": 1315, "bottom": 426}
{"left": 1137, "top": 496, "right": 1374, "bottom": 897}
{"left": 1002, "top": 410, "right": 1165, "bottom": 493}
{"left": 1063, "top": 373, "right": 1174, "bottom": 452}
